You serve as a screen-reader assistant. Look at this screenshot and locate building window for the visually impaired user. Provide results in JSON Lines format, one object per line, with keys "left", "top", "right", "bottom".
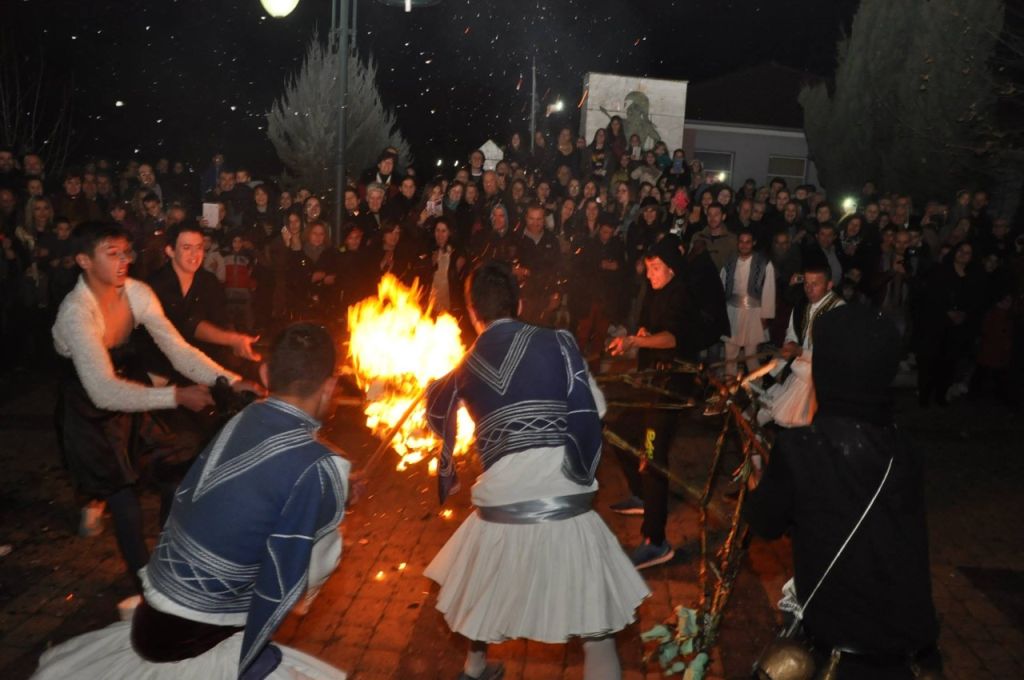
{"left": 694, "top": 150, "right": 734, "bottom": 185}
{"left": 767, "top": 155, "right": 807, "bottom": 187}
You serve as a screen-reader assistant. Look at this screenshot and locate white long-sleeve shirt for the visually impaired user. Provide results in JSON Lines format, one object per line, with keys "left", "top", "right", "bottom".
{"left": 784, "top": 291, "right": 845, "bottom": 354}
{"left": 53, "top": 276, "right": 240, "bottom": 412}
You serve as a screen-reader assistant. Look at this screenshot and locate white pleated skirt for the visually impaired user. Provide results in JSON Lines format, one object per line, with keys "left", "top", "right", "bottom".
{"left": 762, "top": 356, "right": 816, "bottom": 428}
{"left": 31, "top": 621, "right": 346, "bottom": 680}
{"left": 424, "top": 447, "right": 650, "bottom": 643}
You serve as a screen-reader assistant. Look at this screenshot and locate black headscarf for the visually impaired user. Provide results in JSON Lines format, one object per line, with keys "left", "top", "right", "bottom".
{"left": 646, "top": 233, "right": 685, "bottom": 274}
{"left": 813, "top": 303, "right": 902, "bottom": 425}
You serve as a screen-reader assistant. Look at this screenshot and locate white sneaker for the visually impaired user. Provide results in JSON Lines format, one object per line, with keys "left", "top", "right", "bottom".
{"left": 78, "top": 500, "right": 105, "bottom": 538}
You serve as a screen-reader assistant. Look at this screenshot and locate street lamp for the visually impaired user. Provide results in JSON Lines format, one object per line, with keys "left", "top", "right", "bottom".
{"left": 262, "top": 0, "right": 440, "bottom": 245}
{"left": 259, "top": 0, "right": 300, "bottom": 17}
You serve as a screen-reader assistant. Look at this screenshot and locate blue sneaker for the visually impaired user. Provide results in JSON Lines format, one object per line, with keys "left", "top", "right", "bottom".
{"left": 610, "top": 495, "right": 645, "bottom": 515}
{"left": 630, "top": 539, "right": 674, "bottom": 569}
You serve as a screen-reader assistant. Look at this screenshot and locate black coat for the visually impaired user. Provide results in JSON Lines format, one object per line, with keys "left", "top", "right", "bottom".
{"left": 288, "top": 247, "right": 342, "bottom": 319}
{"left": 745, "top": 417, "right": 939, "bottom": 654}
{"left": 568, "top": 229, "right": 626, "bottom": 319}
{"left": 680, "top": 249, "right": 729, "bottom": 356}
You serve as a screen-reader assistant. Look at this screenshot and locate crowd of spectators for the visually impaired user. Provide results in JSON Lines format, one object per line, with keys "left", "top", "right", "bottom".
{"left": 0, "top": 120, "right": 1021, "bottom": 407}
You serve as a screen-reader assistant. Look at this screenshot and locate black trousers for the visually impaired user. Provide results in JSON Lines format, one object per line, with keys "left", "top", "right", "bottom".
{"left": 611, "top": 375, "right": 692, "bottom": 545}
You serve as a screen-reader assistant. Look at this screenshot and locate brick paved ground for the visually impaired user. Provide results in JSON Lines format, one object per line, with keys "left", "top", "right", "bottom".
{"left": 1, "top": 371, "right": 1022, "bottom": 679}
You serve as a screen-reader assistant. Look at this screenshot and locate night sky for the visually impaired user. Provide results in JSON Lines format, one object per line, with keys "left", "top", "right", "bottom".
{"left": 11, "top": 0, "right": 860, "bottom": 176}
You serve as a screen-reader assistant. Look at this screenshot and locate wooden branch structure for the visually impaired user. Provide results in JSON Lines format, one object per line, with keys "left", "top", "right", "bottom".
{"left": 603, "top": 360, "right": 774, "bottom": 675}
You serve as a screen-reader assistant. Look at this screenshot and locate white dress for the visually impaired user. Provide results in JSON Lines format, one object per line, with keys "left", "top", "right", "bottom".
{"left": 31, "top": 623, "right": 346, "bottom": 680}
{"left": 424, "top": 447, "right": 651, "bottom": 644}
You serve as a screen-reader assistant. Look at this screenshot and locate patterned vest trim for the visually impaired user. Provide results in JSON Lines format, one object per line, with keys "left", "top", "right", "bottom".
{"left": 793, "top": 291, "right": 843, "bottom": 347}
{"left": 723, "top": 252, "right": 768, "bottom": 303}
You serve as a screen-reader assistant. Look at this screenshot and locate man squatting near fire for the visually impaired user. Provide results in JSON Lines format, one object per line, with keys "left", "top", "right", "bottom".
{"left": 424, "top": 260, "right": 650, "bottom": 680}
{"left": 35, "top": 322, "right": 350, "bottom": 679}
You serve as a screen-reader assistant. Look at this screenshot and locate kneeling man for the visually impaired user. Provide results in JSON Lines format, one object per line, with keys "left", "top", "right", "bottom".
{"left": 35, "top": 323, "right": 351, "bottom": 680}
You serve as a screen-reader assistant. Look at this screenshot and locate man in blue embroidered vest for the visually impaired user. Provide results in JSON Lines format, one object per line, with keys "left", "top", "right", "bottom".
{"left": 720, "top": 229, "right": 775, "bottom": 378}
{"left": 33, "top": 323, "right": 350, "bottom": 680}
{"left": 424, "top": 260, "right": 649, "bottom": 680}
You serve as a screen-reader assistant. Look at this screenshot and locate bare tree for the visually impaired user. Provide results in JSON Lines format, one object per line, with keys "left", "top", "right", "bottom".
{"left": 266, "top": 32, "right": 411, "bottom": 197}
{"left": 0, "top": 33, "right": 73, "bottom": 177}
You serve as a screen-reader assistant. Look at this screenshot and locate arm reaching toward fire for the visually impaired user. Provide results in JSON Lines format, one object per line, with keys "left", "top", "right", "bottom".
{"left": 425, "top": 372, "right": 462, "bottom": 503}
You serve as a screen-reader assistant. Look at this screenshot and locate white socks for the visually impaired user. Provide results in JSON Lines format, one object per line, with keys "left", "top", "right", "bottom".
{"left": 464, "top": 642, "right": 488, "bottom": 678}
{"left": 583, "top": 636, "right": 621, "bottom": 680}
{"left": 465, "top": 637, "right": 620, "bottom": 679}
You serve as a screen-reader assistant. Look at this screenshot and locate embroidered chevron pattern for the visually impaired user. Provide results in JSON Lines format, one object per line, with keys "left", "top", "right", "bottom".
{"left": 193, "top": 428, "right": 311, "bottom": 501}
{"left": 466, "top": 325, "right": 537, "bottom": 395}
{"left": 191, "top": 411, "right": 244, "bottom": 498}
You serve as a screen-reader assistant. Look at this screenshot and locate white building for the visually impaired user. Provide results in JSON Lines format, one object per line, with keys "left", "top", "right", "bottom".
{"left": 682, "top": 63, "right": 821, "bottom": 190}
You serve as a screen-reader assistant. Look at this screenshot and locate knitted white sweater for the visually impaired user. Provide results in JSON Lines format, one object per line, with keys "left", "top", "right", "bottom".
{"left": 52, "top": 276, "right": 240, "bottom": 412}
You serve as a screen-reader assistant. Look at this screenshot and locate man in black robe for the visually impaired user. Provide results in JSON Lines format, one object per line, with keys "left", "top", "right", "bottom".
{"left": 745, "top": 304, "right": 941, "bottom": 678}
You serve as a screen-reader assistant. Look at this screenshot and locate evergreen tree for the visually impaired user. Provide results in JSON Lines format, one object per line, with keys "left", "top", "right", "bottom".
{"left": 800, "top": 0, "right": 1006, "bottom": 200}
{"left": 266, "top": 32, "right": 411, "bottom": 197}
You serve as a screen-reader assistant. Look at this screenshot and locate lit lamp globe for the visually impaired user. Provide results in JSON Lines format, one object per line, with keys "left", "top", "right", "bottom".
{"left": 260, "top": 0, "right": 300, "bottom": 17}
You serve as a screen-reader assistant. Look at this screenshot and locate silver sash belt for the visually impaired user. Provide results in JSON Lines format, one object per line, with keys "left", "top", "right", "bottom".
{"left": 729, "top": 293, "right": 761, "bottom": 309}
{"left": 475, "top": 492, "right": 595, "bottom": 524}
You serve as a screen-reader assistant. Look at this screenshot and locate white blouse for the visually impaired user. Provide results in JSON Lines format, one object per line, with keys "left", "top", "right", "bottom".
{"left": 52, "top": 276, "right": 240, "bottom": 412}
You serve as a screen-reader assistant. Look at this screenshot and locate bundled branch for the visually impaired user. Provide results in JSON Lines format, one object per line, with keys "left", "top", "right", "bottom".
{"left": 603, "top": 362, "right": 773, "bottom": 677}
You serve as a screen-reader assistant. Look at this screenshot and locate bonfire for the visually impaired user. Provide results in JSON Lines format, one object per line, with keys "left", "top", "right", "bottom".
{"left": 347, "top": 274, "right": 474, "bottom": 472}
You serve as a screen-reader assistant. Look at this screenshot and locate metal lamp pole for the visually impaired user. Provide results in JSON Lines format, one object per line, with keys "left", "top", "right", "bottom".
{"left": 529, "top": 55, "right": 537, "bottom": 152}
{"left": 333, "top": 0, "right": 349, "bottom": 247}
{"left": 262, "top": 0, "right": 438, "bottom": 246}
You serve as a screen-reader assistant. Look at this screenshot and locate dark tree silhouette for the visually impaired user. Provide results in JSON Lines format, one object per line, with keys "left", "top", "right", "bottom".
{"left": 800, "top": 0, "right": 1011, "bottom": 201}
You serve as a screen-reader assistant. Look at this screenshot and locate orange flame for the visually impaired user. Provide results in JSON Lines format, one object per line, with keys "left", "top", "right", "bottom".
{"left": 347, "top": 274, "right": 474, "bottom": 471}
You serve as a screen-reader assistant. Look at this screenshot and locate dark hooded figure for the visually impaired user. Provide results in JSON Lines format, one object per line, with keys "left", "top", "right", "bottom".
{"left": 608, "top": 235, "right": 721, "bottom": 569}
{"left": 745, "top": 304, "right": 941, "bottom": 679}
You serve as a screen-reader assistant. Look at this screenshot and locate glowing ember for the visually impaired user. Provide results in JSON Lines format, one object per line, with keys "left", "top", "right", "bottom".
{"left": 348, "top": 274, "right": 474, "bottom": 470}
{"left": 440, "top": 509, "right": 454, "bottom": 520}
{"left": 374, "top": 571, "right": 385, "bottom": 581}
